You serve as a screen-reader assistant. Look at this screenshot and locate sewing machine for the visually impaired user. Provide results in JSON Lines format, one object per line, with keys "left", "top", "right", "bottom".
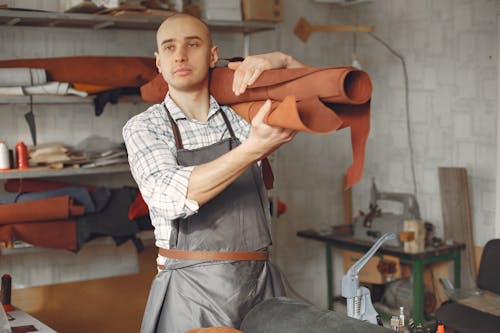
{"left": 352, "top": 179, "right": 421, "bottom": 247}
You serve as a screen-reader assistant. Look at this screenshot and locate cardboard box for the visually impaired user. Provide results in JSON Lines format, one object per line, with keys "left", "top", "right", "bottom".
{"left": 242, "top": 0, "right": 283, "bottom": 22}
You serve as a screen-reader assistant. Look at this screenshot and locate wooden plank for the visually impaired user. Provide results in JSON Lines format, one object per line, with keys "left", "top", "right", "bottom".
{"left": 438, "top": 167, "right": 477, "bottom": 289}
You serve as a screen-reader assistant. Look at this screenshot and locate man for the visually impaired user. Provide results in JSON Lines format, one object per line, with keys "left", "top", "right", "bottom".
{"left": 123, "top": 13, "right": 304, "bottom": 333}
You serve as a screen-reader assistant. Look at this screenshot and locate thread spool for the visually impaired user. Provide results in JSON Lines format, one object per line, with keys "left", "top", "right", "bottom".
{"left": 15, "top": 141, "right": 29, "bottom": 169}
{"left": 0, "top": 142, "right": 9, "bottom": 171}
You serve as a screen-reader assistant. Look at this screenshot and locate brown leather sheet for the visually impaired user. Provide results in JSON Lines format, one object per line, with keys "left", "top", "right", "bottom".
{"left": 141, "top": 66, "right": 372, "bottom": 188}
{"left": 0, "top": 56, "right": 157, "bottom": 88}
{"left": 0, "top": 220, "right": 77, "bottom": 250}
{"left": 0, "top": 196, "right": 84, "bottom": 224}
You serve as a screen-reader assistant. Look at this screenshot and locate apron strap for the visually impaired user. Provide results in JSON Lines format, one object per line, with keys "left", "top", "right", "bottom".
{"left": 218, "top": 108, "right": 237, "bottom": 140}
{"left": 164, "top": 105, "right": 237, "bottom": 150}
{"left": 164, "top": 104, "right": 184, "bottom": 150}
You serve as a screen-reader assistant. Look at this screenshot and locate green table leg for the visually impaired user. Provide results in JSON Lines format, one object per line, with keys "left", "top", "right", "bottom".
{"left": 326, "top": 244, "right": 333, "bottom": 310}
{"left": 412, "top": 259, "right": 424, "bottom": 325}
{"left": 454, "top": 250, "right": 461, "bottom": 288}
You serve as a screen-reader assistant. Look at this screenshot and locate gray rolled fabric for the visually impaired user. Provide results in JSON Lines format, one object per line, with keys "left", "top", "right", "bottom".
{"left": 0, "top": 68, "right": 46, "bottom": 86}
{"left": 240, "top": 297, "right": 393, "bottom": 333}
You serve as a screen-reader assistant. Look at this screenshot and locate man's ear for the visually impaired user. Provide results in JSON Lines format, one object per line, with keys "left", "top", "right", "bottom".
{"left": 154, "top": 51, "right": 161, "bottom": 72}
{"left": 209, "top": 45, "right": 219, "bottom": 68}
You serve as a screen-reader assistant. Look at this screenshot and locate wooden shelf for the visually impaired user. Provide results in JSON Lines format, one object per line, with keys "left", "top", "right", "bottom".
{"left": 0, "top": 163, "right": 130, "bottom": 179}
{"left": 0, "top": 9, "right": 275, "bottom": 33}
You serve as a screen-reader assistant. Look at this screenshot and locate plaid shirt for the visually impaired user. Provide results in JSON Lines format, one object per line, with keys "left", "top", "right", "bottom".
{"left": 123, "top": 93, "right": 250, "bottom": 249}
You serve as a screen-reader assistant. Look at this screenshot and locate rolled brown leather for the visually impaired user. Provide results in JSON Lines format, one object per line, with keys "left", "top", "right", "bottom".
{"left": 158, "top": 248, "right": 268, "bottom": 261}
{"left": 141, "top": 66, "right": 372, "bottom": 189}
{"left": 0, "top": 196, "right": 85, "bottom": 224}
{"left": 0, "top": 56, "right": 157, "bottom": 88}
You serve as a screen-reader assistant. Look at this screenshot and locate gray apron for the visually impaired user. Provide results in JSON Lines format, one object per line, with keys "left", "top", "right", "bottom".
{"left": 140, "top": 106, "right": 285, "bottom": 333}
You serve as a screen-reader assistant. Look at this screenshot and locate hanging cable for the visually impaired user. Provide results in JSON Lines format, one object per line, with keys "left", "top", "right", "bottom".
{"left": 367, "top": 32, "right": 417, "bottom": 197}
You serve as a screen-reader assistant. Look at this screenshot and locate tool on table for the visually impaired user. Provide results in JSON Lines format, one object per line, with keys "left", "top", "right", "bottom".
{"left": 342, "top": 232, "right": 396, "bottom": 325}
{"left": 353, "top": 178, "right": 421, "bottom": 247}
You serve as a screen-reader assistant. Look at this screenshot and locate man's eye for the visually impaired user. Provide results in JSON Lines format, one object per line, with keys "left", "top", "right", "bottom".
{"left": 164, "top": 45, "right": 174, "bottom": 51}
{"left": 188, "top": 43, "right": 199, "bottom": 48}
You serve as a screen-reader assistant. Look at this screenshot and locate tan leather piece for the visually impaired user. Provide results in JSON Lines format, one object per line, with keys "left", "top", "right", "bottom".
{"left": 141, "top": 66, "right": 372, "bottom": 188}
{"left": 0, "top": 196, "right": 85, "bottom": 225}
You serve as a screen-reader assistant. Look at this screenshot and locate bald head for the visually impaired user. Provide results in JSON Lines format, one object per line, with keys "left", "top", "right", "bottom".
{"left": 156, "top": 14, "right": 212, "bottom": 51}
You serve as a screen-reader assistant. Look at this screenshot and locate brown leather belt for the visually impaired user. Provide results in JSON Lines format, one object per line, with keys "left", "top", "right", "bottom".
{"left": 157, "top": 248, "right": 268, "bottom": 269}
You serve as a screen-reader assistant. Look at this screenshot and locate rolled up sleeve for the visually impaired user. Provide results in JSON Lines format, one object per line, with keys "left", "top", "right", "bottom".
{"left": 123, "top": 117, "right": 199, "bottom": 220}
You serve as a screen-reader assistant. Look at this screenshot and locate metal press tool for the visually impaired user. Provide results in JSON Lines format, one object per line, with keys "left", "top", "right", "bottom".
{"left": 342, "top": 232, "right": 397, "bottom": 325}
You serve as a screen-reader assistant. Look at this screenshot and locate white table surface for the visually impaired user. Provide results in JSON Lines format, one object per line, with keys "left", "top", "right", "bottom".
{"left": 8, "top": 308, "right": 57, "bottom": 333}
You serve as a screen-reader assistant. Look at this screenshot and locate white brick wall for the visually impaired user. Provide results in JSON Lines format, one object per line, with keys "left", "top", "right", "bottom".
{"left": 0, "top": 0, "right": 497, "bottom": 310}
{"left": 259, "top": 0, "right": 497, "bottom": 309}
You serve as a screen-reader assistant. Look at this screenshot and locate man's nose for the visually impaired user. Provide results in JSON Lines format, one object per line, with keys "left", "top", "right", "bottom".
{"left": 174, "top": 46, "right": 187, "bottom": 62}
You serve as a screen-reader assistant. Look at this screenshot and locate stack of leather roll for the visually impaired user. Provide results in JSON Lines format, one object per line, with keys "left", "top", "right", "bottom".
{"left": 0, "top": 179, "right": 152, "bottom": 251}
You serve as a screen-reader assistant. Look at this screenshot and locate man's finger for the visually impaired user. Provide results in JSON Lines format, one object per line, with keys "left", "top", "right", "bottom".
{"left": 232, "top": 69, "right": 244, "bottom": 93}
{"left": 253, "top": 99, "right": 272, "bottom": 124}
{"left": 227, "top": 61, "right": 242, "bottom": 70}
{"left": 247, "top": 68, "right": 262, "bottom": 86}
{"left": 238, "top": 69, "right": 255, "bottom": 95}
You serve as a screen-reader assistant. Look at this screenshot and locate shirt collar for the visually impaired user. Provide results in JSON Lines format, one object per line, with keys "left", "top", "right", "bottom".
{"left": 164, "top": 92, "right": 221, "bottom": 121}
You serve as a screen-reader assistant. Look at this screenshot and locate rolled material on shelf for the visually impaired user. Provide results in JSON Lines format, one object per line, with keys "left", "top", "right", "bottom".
{"left": 0, "top": 56, "right": 157, "bottom": 88}
{"left": 141, "top": 66, "right": 372, "bottom": 188}
{"left": 0, "top": 67, "right": 46, "bottom": 86}
{"left": 240, "top": 297, "right": 392, "bottom": 333}
{"left": 0, "top": 196, "right": 84, "bottom": 224}
{"left": 0, "top": 220, "right": 77, "bottom": 250}
{"left": 0, "top": 82, "right": 88, "bottom": 97}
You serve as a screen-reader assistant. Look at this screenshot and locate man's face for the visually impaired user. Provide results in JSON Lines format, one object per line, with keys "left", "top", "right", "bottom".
{"left": 155, "top": 15, "right": 218, "bottom": 93}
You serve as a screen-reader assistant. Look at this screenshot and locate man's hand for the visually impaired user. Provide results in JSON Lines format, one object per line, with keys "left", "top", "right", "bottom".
{"left": 245, "top": 100, "right": 297, "bottom": 157}
{"left": 187, "top": 100, "right": 296, "bottom": 206}
{"left": 228, "top": 52, "right": 304, "bottom": 96}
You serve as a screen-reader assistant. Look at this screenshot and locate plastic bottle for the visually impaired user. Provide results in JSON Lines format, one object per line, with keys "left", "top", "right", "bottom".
{"left": 399, "top": 306, "right": 405, "bottom": 331}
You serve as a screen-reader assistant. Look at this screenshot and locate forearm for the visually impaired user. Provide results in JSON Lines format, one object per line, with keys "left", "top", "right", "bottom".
{"left": 264, "top": 51, "right": 307, "bottom": 69}
{"left": 283, "top": 52, "right": 307, "bottom": 68}
{"left": 187, "top": 140, "right": 261, "bottom": 206}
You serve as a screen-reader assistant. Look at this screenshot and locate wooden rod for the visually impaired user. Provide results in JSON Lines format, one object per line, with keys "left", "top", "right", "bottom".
{"left": 312, "top": 24, "right": 374, "bottom": 33}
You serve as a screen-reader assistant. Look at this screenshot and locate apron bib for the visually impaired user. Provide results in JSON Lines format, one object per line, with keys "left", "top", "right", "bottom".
{"left": 140, "top": 106, "right": 285, "bottom": 333}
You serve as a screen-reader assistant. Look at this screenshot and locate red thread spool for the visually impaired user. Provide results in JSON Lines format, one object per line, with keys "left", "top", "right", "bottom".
{"left": 15, "top": 141, "right": 29, "bottom": 169}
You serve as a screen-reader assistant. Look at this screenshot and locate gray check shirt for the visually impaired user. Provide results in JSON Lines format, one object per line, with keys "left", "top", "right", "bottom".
{"left": 123, "top": 93, "right": 250, "bottom": 249}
